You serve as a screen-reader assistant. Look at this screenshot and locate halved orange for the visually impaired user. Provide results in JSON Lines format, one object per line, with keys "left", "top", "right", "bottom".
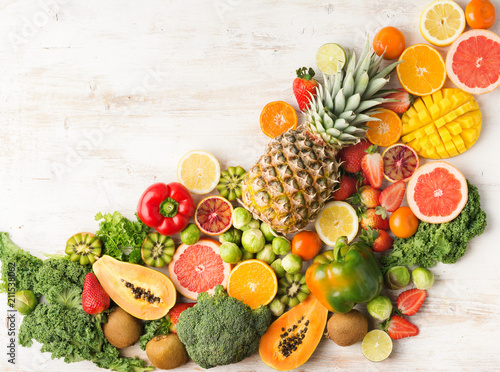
{"left": 366, "top": 109, "right": 403, "bottom": 147}
{"left": 397, "top": 44, "right": 447, "bottom": 96}
{"left": 260, "top": 101, "right": 297, "bottom": 138}
{"left": 227, "top": 259, "right": 278, "bottom": 309}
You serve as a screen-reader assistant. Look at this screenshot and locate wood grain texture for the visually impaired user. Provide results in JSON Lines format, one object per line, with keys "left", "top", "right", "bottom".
{"left": 1, "top": 0, "right": 500, "bottom": 371}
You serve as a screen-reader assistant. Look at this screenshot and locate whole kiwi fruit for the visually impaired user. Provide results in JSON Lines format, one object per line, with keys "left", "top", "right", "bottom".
{"left": 326, "top": 309, "right": 368, "bottom": 347}
{"left": 146, "top": 334, "right": 188, "bottom": 370}
{"left": 103, "top": 307, "right": 142, "bottom": 348}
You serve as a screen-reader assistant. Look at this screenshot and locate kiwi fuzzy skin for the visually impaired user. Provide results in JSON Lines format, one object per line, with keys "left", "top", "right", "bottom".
{"left": 326, "top": 309, "right": 368, "bottom": 347}
{"left": 146, "top": 334, "right": 188, "bottom": 370}
{"left": 103, "top": 307, "right": 142, "bottom": 348}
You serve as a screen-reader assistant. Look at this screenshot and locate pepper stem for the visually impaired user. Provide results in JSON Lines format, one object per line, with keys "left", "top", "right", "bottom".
{"left": 160, "top": 198, "right": 179, "bottom": 218}
{"left": 333, "top": 236, "right": 349, "bottom": 261}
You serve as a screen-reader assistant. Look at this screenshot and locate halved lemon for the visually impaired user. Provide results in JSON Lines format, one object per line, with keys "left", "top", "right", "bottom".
{"left": 177, "top": 150, "right": 220, "bottom": 194}
{"left": 314, "top": 201, "right": 358, "bottom": 246}
{"left": 316, "top": 43, "right": 346, "bottom": 75}
{"left": 419, "top": 0, "right": 466, "bottom": 47}
{"left": 361, "top": 330, "right": 393, "bottom": 362}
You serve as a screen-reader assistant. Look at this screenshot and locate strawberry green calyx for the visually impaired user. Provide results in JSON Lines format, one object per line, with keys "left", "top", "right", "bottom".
{"left": 296, "top": 67, "right": 316, "bottom": 80}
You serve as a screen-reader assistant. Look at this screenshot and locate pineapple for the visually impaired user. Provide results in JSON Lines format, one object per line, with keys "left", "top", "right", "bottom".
{"left": 240, "top": 42, "right": 399, "bottom": 234}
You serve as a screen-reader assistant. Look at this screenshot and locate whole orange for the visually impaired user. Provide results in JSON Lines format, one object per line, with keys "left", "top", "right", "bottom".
{"left": 465, "top": 0, "right": 496, "bottom": 29}
{"left": 291, "top": 230, "right": 322, "bottom": 261}
{"left": 389, "top": 206, "right": 419, "bottom": 239}
{"left": 373, "top": 27, "right": 406, "bottom": 60}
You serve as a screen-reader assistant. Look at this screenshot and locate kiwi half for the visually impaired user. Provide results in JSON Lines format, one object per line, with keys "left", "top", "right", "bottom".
{"left": 216, "top": 166, "right": 247, "bottom": 201}
{"left": 65, "top": 232, "right": 102, "bottom": 265}
{"left": 277, "top": 273, "right": 310, "bottom": 307}
{"left": 141, "top": 232, "right": 176, "bottom": 268}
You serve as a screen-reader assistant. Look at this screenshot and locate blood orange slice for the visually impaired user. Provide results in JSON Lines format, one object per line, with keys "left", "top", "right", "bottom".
{"left": 382, "top": 144, "right": 419, "bottom": 183}
{"left": 407, "top": 161, "right": 468, "bottom": 223}
{"left": 195, "top": 196, "right": 233, "bottom": 236}
{"left": 446, "top": 29, "right": 500, "bottom": 94}
{"left": 168, "top": 238, "right": 232, "bottom": 300}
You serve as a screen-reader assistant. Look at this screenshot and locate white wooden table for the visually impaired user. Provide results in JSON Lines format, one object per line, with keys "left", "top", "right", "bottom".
{"left": 1, "top": 0, "right": 499, "bottom": 371}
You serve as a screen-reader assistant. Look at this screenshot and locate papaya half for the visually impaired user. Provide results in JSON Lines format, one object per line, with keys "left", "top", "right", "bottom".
{"left": 93, "top": 255, "right": 176, "bottom": 320}
{"left": 259, "top": 294, "right": 328, "bottom": 371}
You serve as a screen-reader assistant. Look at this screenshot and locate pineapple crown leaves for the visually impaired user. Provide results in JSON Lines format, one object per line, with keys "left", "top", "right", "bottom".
{"left": 305, "top": 40, "right": 401, "bottom": 146}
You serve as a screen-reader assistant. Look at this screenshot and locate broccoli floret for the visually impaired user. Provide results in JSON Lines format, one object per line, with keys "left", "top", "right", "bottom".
{"left": 176, "top": 285, "right": 272, "bottom": 369}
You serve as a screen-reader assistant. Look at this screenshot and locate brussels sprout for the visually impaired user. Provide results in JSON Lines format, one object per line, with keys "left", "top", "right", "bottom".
{"left": 385, "top": 266, "right": 410, "bottom": 290}
{"left": 241, "top": 229, "right": 265, "bottom": 253}
{"left": 260, "top": 222, "right": 277, "bottom": 242}
{"left": 240, "top": 249, "right": 254, "bottom": 261}
{"left": 367, "top": 295, "right": 392, "bottom": 321}
{"left": 412, "top": 267, "right": 434, "bottom": 290}
{"left": 240, "top": 218, "right": 260, "bottom": 231}
{"left": 219, "top": 227, "right": 242, "bottom": 245}
{"left": 281, "top": 253, "right": 303, "bottom": 274}
{"left": 256, "top": 244, "right": 276, "bottom": 265}
{"left": 271, "top": 258, "right": 286, "bottom": 278}
{"left": 219, "top": 242, "right": 242, "bottom": 264}
{"left": 272, "top": 237, "right": 291, "bottom": 256}
{"left": 232, "top": 207, "right": 252, "bottom": 229}
{"left": 180, "top": 223, "right": 200, "bottom": 245}
{"left": 269, "top": 298, "right": 285, "bottom": 317}
{"left": 14, "top": 290, "right": 38, "bottom": 315}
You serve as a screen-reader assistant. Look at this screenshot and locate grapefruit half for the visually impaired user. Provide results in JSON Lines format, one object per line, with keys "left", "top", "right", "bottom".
{"left": 407, "top": 161, "right": 468, "bottom": 224}
{"left": 168, "top": 238, "right": 231, "bottom": 300}
{"left": 446, "top": 29, "right": 500, "bottom": 94}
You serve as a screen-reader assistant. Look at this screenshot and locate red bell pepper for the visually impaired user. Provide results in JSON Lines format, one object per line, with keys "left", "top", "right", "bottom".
{"left": 137, "top": 182, "right": 195, "bottom": 236}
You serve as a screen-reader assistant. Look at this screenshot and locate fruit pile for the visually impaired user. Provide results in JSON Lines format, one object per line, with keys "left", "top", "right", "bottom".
{"left": 4, "top": 0, "right": 494, "bottom": 371}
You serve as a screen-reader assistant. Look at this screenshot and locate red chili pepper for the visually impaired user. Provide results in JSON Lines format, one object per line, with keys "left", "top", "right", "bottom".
{"left": 137, "top": 182, "right": 195, "bottom": 236}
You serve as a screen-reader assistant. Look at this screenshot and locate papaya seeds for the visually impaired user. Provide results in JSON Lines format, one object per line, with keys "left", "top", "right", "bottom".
{"left": 103, "top": 307, "right": 142, "bottom": 348}
{"left": 65, "top": 232, "right": 102, "bottom": 265}
{"left": 146, "top": 334, "right": 188, "bottom": 370}
{"left": 141, "top": 232, "right": 176, "bottom": 268}
{"left": 326, "top": 309, "right": 368, "bottom": 347}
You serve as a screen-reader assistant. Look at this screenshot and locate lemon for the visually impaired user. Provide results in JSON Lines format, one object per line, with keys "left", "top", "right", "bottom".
{"left": 177, "top": 150, "right": 220, "bottom": 194}
{"left": 361, "top": 330, "right": 393, "bottom": 362}
{"left": 314, "top": 201, "right": 358, "bottom": 246}
{"left": 316, "top": 43, "right": 346, "bottom": 75}
{"left": 419, "top": 0, "right": 466, "bottom": 47}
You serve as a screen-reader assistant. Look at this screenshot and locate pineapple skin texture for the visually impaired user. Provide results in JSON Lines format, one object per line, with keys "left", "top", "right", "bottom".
{"left": 240, "top": 128, "right": 341, "bottom": 234}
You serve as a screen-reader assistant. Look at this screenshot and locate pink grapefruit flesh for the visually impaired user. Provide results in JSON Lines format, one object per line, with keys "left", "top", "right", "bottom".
{"left": 446, "top": 29, "right": 500, "bottom": 94}
{"left": 407, "top": 161, "right": 468, "bottom": 224}
{"left": 383, "top": 144, "right": 420, "bottom": 183}
{"left": 168, "top": 238, "right": 231, "bottom": 300}
{"left": 195, "top": 196, "right": 233, "bottom": 235}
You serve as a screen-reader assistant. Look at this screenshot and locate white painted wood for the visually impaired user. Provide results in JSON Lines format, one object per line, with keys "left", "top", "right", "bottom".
{"left": 1, "top": 0, "right": 499, "bottom": 370}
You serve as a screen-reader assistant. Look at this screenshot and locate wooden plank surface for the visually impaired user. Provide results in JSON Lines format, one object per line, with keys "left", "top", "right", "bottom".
{"left": 1, "top": 0, "right": 499, "bottom": 371}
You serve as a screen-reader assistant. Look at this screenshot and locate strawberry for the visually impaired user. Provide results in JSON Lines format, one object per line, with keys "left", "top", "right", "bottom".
{"left": 293, "top": 67, "right": 318, "bottom": 111}
{"left": 379, "top": 181, "right": 406, "bottom": 212}
{"left": 361, "top": 145, "right": 383, "bottom": 189}
{"left": 166, "top": 302, "right": 196, "bottom": 333}
{"left": 332, "top": 174, "right": 358, "bottom": 201}
{"left": 339, "top": 139, "right": 372, "bottom": 173}
{"left": 380, "top": 88, "right": 414, "bottom": 114}
{"left": 353, "top": 185, "right": 381, "bottom": 208}
{"left": 397, "top": 289, "right": 427, "bottom": 316}
{"left": 359, "top": 170, "right": 371, "bottom": 186}
{"left": 360, "top": 227, "right": 393, "bottom": 252}
{"left": 383, "top": 315, "right": 419, "bottom": 340}
{"left": 82, "top": 273, "right": 110, "bottom": 315}
{"left": 359, "top": 208, "right": 390, "bottom": 230}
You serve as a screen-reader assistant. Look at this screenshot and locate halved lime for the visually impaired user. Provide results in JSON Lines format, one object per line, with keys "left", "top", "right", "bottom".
{"left": 361, "top": 330, "right": 393, "bottom": 362}
{"left": 316, "top": 43, "right": 346, "bottom": 75}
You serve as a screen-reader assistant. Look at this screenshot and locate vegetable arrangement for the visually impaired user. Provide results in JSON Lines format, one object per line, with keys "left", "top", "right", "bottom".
{"left": 0, "top": 0, "right": 496, "bottom": 370}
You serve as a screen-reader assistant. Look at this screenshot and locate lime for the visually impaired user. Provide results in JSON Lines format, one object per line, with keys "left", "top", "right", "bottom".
{"left": 361, "top": 330, "right": 393, "bottom": 362}
{"left": 316, "top": 43, "right": 346, "bottom": 75}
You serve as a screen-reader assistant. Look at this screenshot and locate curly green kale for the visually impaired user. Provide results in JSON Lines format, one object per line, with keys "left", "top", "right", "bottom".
{"left": 381, "top": 181, "right": 487, "bottom": 273}
{"left": 19, "top": 303, "right": 152, "bottom": 372}
{"left": 176, "top": 285, "right": 272, "bottom": 369}
{"left": 139, "top": 318, "right": 171, "bottom": 350}
{"left": 95, "top": 211, "right": 151, "bottom": 263}
{"left": 0, "top": 233, "right": 43, "bottom": 293}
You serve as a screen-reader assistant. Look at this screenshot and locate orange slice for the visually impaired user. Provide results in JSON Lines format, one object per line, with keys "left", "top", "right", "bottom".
{"left": 366, "top": 109, "right": 403, "bottom": 147}
{"left": 260, "top": 101, "right": 298, "bottom": 138}
{"left": 397, "top": 44, "right": 447, "bottom": 96}
{"left": 227, "top": 259, "right": 278, "bottom": 309}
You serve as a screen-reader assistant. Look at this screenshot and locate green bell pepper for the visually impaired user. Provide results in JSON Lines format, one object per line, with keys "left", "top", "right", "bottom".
{"left": 305, "top": 236, "right": 383, "bottom": 313}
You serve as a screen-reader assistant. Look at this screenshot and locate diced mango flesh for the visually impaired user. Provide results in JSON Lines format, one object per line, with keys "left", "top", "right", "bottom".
{"left": 401, "top": 88, "right": 482, "bottom": 159}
